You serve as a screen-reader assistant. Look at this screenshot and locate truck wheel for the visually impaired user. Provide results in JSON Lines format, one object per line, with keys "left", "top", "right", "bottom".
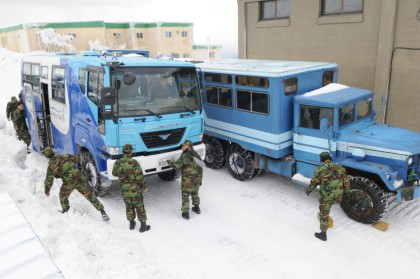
{"left": 158, "top": 169, "right": 180, "bottom": 182}
{"left": 340, "top": 176, "right": 387, "bottom": 224}
{"left": 79, "top": 151, "right": 101, "bottom": 195}
{"left": 204, "top": 137, "right": 226, "bottom": 169}
{"left": 226, "top": 144, "right": 255, "bottom": 181}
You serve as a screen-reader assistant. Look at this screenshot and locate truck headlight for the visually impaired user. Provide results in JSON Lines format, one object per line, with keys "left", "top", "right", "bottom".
{"left": 109, "top": 147, "right": 119, "bottom": 155}
{"left": 407, "top": 156, "right": 413, "bottom": 166}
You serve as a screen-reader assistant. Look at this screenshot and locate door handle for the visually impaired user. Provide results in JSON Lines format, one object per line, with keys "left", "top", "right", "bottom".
{"left": 86, "top": 118, "right": 91, "bottom": 123}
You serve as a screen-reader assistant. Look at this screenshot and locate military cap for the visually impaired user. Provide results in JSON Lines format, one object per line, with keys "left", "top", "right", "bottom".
{"left": 122, "top": 144, "right": 133, "bottom": 154}
{"left": 11, "top": 96, "right": 17, "bottom": 101}
{"left": 320, "top": 152, "right": 332, "bottom": 162}
{"left": 182, "top": 140, "right": 193, "bottom": 147}
{"left": 42, "top": 147, "right": 55, "bottom": 158}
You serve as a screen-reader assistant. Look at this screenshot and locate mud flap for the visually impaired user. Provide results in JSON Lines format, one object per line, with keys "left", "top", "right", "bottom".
{"left": 317, "top": 213, "right": 334, "bottom": 228}
{"left": 372, "top": 221, "right": 389, "bottom": 232}
{"left": 397, "top": 184, "right": 420, "bottom": 203}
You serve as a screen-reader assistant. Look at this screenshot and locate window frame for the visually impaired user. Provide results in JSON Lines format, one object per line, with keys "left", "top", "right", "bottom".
{"left": 87, "top": 70, "right": 104, "bottom": 105}
{"left": 356, "top": 98, "right": 372, "bottom": 120}
{"left": 165, "top": 31, "right": 172, "bottom": 38}
{"left": 205, "top": 73, "right": 232, "bottom": 84}
{"left": 41, "top": 66, "right": 48, "bottom": 79}
{"left": 235, "top": 75, "right": 270, "bottom": 89}
{"left": 260, "top": 0, "right": 291, "bottom": 21}
{"left": 136, "top": 32, "right": 144, "bottom": 39}
{"left": 322, "top": 70, "right": 334, "bottom": 86}
{"left": 205, "top": 86, "right": 233, "bottom": 109}
{"left": 78, "top": 68, "right": 86, "bottom": 94}
{"left": 236, "top": 89, "right": 270, "bottom": 115}
{"left": 338, "top": 103, "right": 356, "bottom": 127}
{"left": 321, "top": 0, "right": 364, "bottom": 16}
{"left": 181, "top": 31, "right": 188, "bottom": 37}
{"left": 113, "top": 33, "right": 121, "bottom": 40}
{"left": 299, "top": 105, "right": 334, "bottom": 130}
{"left": 51, "top": 66, "right": 66, "bottom": 104}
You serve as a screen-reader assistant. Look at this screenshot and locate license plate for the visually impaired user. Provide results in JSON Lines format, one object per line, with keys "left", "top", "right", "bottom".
{"left": 158, "top": 156, "right": 176, "bottom": 167}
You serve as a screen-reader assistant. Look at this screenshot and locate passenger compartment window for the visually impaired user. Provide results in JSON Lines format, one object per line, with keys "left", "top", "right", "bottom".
{"left": 236, "top": 90, "right": 269, "bottom": 115}
{"left": 322, "top": 71, "right": 334, "bottom": 86}
{"left": 23, "top": 63, "right": 31, "bottom": 82}
{"left": 284, "top": 77, "right": 297, "bottom": 95}
{"left": 52, "top": 67, "right": 66, "bottom": 104}
{"left": 206, "top": 86, "right": 232, "bottom": 108}
{"left": 339, "top": 103, "right": 355, "bottom": 127}
{"left": 300, "top": 105, "right": 333, "bottom": 129}
{"left": 357, "top": 98, "right": 372, "bottom": 119}
{"left": 78, "top": 68, "right": 86, "bottom": 94}
{"left": 204, "top": 73, "right": 232, "bottom": 84}
{"left": 236, "top": 75, "right": 269, "bottom": 88}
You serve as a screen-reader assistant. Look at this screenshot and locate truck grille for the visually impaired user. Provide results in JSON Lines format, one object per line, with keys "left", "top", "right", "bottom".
{"left": 140, "top": 128, "right": 186, "bottom": 149}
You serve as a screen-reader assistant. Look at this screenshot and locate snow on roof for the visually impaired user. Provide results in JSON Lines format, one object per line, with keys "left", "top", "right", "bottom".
{"left": 0, "top": 193, "right": 63, "bottom": 279}
{"left": 197, "top": 59, "right": 336, "bottom": 77}
{"left": 302, "top": 83, "right": 349, "bottom": 97}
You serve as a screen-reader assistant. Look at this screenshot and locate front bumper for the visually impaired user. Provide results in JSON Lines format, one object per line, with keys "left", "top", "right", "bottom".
{"left": 103, "top": 143, "right": 206, "bottom": 180}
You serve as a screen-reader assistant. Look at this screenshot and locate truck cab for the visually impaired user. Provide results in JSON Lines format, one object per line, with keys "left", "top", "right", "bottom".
{"left": 294, "top": 83, "right": 420, "bottom": 223}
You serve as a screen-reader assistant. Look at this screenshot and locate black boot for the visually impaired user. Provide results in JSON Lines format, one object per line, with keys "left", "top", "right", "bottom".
{"left": 129, "top": 220, "right": 136, "bottom": 230}
{"left": 192, "top": 205, "right": 201, "bottom": 214}
{"left": 59, "top": 208, "right": 69, "bottom": 213}
{"left": 314, "top": 231, "right": 327, "bottom": 241}
{"left": 139, "top": 222, "right": 151, "bottom": 233}
{"left": 100, "top": 209, "right": 109, "bottom": 221}
{"left": 182, "top": 212, "right": 190, "bottom": 220}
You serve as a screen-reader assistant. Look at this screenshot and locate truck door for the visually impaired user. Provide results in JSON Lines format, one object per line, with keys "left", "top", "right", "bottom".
{"left": 86, "top": 67, "right": 106, "bottom": 137}
{"left": 293, "top": 105, "right": 336, "bottom": 166}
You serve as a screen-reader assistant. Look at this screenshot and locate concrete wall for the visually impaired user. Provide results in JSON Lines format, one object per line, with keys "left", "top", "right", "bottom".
{"left": 238, "top": 0, "right": 420, "bottom": 132}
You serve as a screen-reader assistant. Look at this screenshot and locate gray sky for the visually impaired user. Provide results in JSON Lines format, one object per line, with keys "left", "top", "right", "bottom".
{"left": 0, "top": 0, "right": 238, "bottom": 51}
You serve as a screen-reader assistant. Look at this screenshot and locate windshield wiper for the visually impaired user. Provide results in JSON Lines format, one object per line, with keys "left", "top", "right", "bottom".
{"left": 144, "top": 109, "right": 162, "bottom": 119}
{"left": 166, "top": 106, "right": 197, "bottom": 115}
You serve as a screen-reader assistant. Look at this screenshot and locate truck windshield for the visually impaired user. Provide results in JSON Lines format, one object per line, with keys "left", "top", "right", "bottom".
{"left": 357, "top": 98, "right": 372, "bottom": 120}
{"left": 112, "top": 67, "right": 201, "bottom": 117}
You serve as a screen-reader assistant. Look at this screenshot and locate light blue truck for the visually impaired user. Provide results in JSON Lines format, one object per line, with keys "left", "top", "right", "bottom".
{"left": 198, "top": 60, "right": 420, "bottom": 224}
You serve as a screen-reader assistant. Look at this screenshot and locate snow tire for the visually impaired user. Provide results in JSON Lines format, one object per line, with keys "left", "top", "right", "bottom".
{"left": 340, "top": 176, "right": 388, "bottom": 224}
{"left": 79, "top": 150, "right": 102, "bottom": 196}
{"left": 204, "top": 137, "right": 226, "bottom": 169}
{"left": 226, "top": 144, "right": 255, "bottom": 181}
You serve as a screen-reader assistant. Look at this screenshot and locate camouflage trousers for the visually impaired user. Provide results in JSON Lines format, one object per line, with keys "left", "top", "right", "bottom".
{"left": 17, "top": 129, "right": 31, "bottom": 146}
{"left": 319, "top": 194, "right": 342, "bottom": 232}
{"left": 59, "top": 182, "right": 104, "bottom": 212}
{"left": 181, "top": 190, "right": 200, "bottom": 212}
{"left": 122, "top": 192, "right": 147, "bottom": 222}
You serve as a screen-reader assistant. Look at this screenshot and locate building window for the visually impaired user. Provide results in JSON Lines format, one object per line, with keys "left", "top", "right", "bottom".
{"left": 183, "top": 53, "right": 190, "bottom": 58}
{"left": 113, "top": 33, "right": 121, "bottom": 39}
{"left": 165, "top": 31, "right": 172, "bottom": 38}
{"left": 136, "top": 32, "right": 144, "bottom": 39}
{"left": 171, "top": 53, "right": 179, "bottom": 58}
{"left": 68, "top": 33, "right": 76, "bottom": 40}
{"left": 182, "top": 31, "right": 188, "bottom": 37}
{"left": 206, "top": 86, "right": 232, "bottom": 108}
{"left": 52, "top": 67, "right": 66, "bottom": 104}
{"left": 209, "top": 52, "right": 216, "bottom": 59}
{"left": 321, "top": 0, "right": 363, "bottom": 16}
{"left": 260, "top": 0, "right": 290, "bottom": 20}
{"left": 284, "top": 77, "right": 297, "bottom": 95}
{"left": 237, "top": 90, "right": 269, "bottom": 115}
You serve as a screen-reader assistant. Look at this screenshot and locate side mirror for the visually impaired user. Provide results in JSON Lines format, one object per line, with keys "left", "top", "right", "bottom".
{"left": 103, "top": 109, "right": 113, "bottom": 120}
{"left": 320, "top": 117, "right": 329, "bottom": 132}
{"left": 100, "top": 87, "right": 116, "bottom": 106}
{"left": 123, "top": 72, "right": 136, "bottom": 85}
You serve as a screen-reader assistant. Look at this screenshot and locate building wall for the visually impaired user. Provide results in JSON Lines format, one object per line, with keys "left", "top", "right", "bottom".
{"left": 238, "top": 0, "right": 420, "bottom": 132}
{"left": 193, "top": 47, "right": 223, "bottom": 61}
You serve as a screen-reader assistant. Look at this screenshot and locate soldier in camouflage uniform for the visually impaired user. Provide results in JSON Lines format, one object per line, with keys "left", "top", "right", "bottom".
{"left": 168, "top": 140, "right": 203, "bottom": 220}
{"left": 42, "top": 147, "right": 109, "bottom": 221}
{"left": 6, "top": 96, "right": 18, "bottom": 131}
{"left": 306, "top": 152, "right": 350, "bottom": 241}
{"left": 112, "top": 144, "right": 150, "bottom": 232}
{"left": 13, "top": 102, "right": 31, "bottom": 148}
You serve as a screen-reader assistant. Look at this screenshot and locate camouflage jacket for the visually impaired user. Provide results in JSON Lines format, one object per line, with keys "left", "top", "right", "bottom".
{"left": 112, "top": 155, "right": 146, "bottom": 196}
{"left": 6, "top": 100, "right": 18, "bottom": 120}
{"left": 169, "top": 150, "right": 203, "bottom": 192}
{"left": 307, "top": 160, "right": 350, "bottom": 200}
{"left": 13, "top": 109, "right": 28, "bottom": 131}
{"left": 44, "top": 154, "right": 84, "bottom": 194}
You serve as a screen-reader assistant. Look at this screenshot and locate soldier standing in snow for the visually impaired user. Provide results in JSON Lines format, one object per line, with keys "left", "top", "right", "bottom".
{"left": 167, "top": 140, "right": 203, "bottom": 220}
{"left": 112, "top": 144, "right": 151, "bottom": 232}
{"left": 6, "top": 96, "right": 18, "bottom": 132}
{"left": 42, "top": 147, "right": 109, "bottom": 221}
{"left": 13, "top": 102, "right": 31, "bottom": 149}
{"left": 306, "top": 152, "right": 350, "bottom": 241}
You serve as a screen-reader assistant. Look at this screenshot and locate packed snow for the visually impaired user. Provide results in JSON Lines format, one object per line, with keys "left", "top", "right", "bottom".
{"left": 0, "top": 47, "right": 420, "bottom": 279}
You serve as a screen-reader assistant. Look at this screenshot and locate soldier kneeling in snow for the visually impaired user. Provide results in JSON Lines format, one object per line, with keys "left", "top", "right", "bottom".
{"left": 42, "top": 147, "right": 109, "bottom": 221}
{"left": 168, "top": 140, "right": 203, "bottom": 220}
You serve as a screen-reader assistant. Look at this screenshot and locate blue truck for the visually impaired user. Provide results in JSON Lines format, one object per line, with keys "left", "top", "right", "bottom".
{"left": 197, "top": 59, "right": 420, "bottom": 224}
{"left": 22, "top": 52, "right": 205, "bottom": 194}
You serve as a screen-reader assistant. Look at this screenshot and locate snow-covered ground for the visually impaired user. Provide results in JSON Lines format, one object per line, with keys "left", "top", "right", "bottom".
{"left": 0, "top": 47, "right": 419, "bottom": 279}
